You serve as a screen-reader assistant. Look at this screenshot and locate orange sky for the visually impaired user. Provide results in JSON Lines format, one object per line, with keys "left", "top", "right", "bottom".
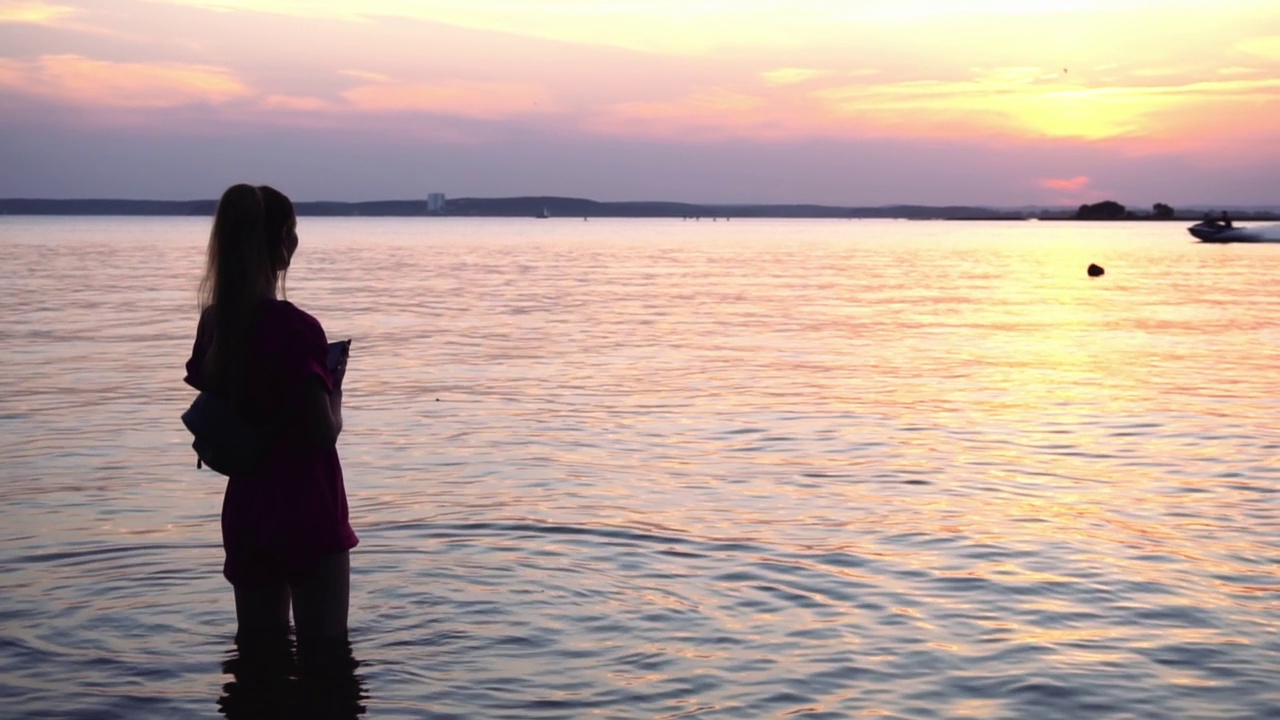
{"left": 1, "top": 0, "right": 1277, "bottom": 205}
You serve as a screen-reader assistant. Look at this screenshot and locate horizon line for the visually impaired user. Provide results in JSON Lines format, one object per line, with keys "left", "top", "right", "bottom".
{"left": 1, "top": 196, "right": 1277, "bottom": 211}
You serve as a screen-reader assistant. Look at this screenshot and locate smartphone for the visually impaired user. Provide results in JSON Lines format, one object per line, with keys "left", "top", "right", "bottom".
{"left": 327, "top": 338, "right": 352, "bottom": 371}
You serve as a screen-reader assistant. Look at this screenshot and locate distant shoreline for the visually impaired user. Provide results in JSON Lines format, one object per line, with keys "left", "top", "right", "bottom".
{"left": 1, "top": 197, "right": 1276, "bottom": 221}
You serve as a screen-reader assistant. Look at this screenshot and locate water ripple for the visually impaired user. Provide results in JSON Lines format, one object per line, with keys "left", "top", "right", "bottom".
{"left": 1, "top": 218, "right": 1277, "bottom": 718}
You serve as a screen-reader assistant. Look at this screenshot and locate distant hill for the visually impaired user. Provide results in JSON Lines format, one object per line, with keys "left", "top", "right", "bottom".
{"left": 0, "top": 198, "right": 217, "bottom": 215}
{"left": 1, "top": 196, "right": 1275, "bottom": 220}
{"left": 0, "top": 196, "right": 1023, "bottom": 219}
{"left": 445, "top": 196, "right": 1030, "bottom": 219}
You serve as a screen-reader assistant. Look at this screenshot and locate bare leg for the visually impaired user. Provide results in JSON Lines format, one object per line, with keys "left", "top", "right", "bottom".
{"left": 227, "top": 579, "right": 294, "bottom": 714}
{"left": 292, "top": 553, "right": 363, "bottom": 717}
{"left": 291, "top": 551, "right": 350, "bottom": 650}
{"left": 233, "top": 580, "right": 291, "bottom": 643}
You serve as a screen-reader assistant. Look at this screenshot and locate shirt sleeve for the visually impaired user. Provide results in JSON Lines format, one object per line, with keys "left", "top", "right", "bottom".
{"left": 275, "top": 305, "right": 334, "bottom": 406}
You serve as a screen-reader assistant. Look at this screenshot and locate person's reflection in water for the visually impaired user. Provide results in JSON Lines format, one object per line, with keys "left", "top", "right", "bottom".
{"left": 218, "top": 630, "right": 368, "bottom": 719}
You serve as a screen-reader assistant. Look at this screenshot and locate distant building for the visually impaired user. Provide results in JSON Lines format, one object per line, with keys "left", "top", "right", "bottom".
{"left": 427, "top": 193, "right": 446, "bottom": 214}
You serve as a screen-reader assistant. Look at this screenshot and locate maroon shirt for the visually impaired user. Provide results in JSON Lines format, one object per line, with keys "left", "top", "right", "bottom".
{"left": 185, "top": 299, "right": 358, "bottom": 585}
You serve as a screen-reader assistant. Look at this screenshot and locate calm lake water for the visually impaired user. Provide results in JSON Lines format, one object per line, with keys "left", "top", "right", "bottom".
{"left": 0, "top": 216, "right": 1277, "bottom": 719}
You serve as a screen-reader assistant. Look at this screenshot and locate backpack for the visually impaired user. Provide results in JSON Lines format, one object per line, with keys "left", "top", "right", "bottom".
{"left": 181, "top": 392, "right": 277, "bottom": 476}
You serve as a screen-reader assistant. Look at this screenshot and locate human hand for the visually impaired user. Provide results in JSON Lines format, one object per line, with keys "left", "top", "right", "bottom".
{"left": 328, "top": 340, "right": 350, "bottom": 389}
{"left": 331, "top": 352, "right": 347, "bottom": 390}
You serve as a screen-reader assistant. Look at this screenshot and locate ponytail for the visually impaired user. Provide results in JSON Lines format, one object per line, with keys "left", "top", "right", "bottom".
{"left": 198, "top": 183, "right": 294, "bottom": 398}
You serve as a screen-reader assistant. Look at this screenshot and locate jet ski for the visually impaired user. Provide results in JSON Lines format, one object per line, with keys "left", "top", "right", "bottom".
{"left": 1188, "top": 220, "right": 1253, "bottom": 243}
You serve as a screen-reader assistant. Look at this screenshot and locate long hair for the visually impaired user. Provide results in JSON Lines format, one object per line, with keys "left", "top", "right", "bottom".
{"left": 198, "top": 184, "right": 296, "bottom": 396}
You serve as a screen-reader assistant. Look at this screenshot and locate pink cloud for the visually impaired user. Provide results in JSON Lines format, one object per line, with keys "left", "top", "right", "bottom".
{"left": 260, "top": 94, "right": 335, "bottom": 112}
{"left": 340, "top": 82, "right": 558, "bottom": 120}
{"left": 1040, "top": 176, "right": 1090, "bottom": 191}
{"left": 583, "top": 88, "right": 828, "bottom": 141}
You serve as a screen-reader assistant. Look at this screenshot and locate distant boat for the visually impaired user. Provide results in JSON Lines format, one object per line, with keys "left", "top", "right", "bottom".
{"left": 536, "top": 207, "right": 550, "bottom": 219}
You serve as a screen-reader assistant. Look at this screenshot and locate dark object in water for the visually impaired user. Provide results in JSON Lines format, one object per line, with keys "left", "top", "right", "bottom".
{"left": 1087, "top": 263, "right": 1105, "bottom": 277}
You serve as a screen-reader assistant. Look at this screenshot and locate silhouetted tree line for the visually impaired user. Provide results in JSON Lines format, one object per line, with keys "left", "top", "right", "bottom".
{"left": 1074, "top": 200, "right": 1179, "bottom": 220}
{"left": 1075, "top": 200, "right": 1128, "bottom": 219}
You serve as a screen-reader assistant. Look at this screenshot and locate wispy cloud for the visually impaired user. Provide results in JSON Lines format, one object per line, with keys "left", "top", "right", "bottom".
{"left": 337, "top": 70, "right": 393, "bottom": 84}
{"left": 0, "top": 54, "right": 250, "bottom": 107}
{"left": 760, "top": 68, "right": 828, "bottom": 86}
{"left": 0, "top": 1, "right": 76, "bottom": 25}
{"left": 341, "top": 81, "right": 558, "bottom": 120}
{"left": 814, "top": 70, "right": 1280, "bottom": 141}
{"left": 583, "top": 88, "right": 799, "bottom": 140}
{"left": 148, "top": 0, "right": 1258, "bottom": 57}
{"left": 1236, "top": 35, "right": 1280, "bottom": 60}
{"left": 572, "top": 60, "right": 1280, "bottom": 146}
{"left": 260, "top": 94, "right": 334, "bottom": 112}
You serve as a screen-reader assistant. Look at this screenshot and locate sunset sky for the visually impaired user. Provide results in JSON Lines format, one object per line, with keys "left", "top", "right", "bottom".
{"left": 1, "top": 0, "right": 1277, "bottom": 206}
